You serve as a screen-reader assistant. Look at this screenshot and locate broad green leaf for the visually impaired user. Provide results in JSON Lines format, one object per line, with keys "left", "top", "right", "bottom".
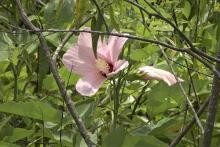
{"left": 0, "top": 101, "right": 62, "bottom": 123}
{"left": 147, "top": 82, "right": 185, "bottom": 117}
{"left": 182, "top": 1, "right": 191, "bottom": 18}
{"left": 44, "top": 0, "right": 74, "bottom": 28}
{"left": 130, "top": 45, "right": 159, "bottom": 61}
{"left": 122, "top": 135, "right": 168, "bottom": 147}
{"left": 131, "top": 117, "right": 182, "bottom": 138}
{"left": 3, "top": 128, "right": 34, "bottom": 142}
{"left": 43, "top": 67, "right": 79, "bottom": 91}
{"left": 74, "top": 0, "right": 90, "bottom": 27}
{"left": 38, "top": 46, "right": 49, "bottom": 91}
{"left": 0, "top": 141, "right": 19, "bottom": 147}
{"left": 103, "top": 127, "right": 126, "bottom": 147}
{"left": 109, "top": 6, "right": 120, "bottom": 31}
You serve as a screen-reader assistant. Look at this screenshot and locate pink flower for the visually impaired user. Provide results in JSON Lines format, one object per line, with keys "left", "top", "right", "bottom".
{"left": 62, "top": 28, "right": 129, "bottom": 96}
{"left": 138, "top": 66, "right": 183, "bottom": 86}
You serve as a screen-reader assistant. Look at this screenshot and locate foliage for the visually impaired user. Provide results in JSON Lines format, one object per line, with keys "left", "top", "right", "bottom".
{"left": 0, "top": 0, "right": 220, "bottom": 146}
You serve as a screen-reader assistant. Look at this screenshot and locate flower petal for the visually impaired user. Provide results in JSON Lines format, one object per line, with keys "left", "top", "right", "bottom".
{"left": 107, "top": 31, "right": 128, "bottom": 63}
{"left": 97, "top": 37, "right": 111, "bottom": 62}
{"left": 138, "top": 66, "right": 183, "bottom": 86}
{"left": 107, "top": 60, "right": 129, "bottom": 77}
{"left": 78, "top": 27, "right": 92, "bottom": 49}
{"left": 62, "top": 45, "right": 97, "bottom": 76}
{"left": 76, "top": 72, "right": 106, "bottom": 96}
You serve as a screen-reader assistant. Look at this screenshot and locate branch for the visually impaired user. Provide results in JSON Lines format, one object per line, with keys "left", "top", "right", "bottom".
{"left": 202, "top": 48, "right": 220, "bottom": 147}
{"left": 15, "top": 0, "right": 95, "bottom": 146}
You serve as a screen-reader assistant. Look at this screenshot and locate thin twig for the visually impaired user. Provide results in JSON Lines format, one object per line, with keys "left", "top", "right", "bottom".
{"left": 185, "top": 59, "right": 200, "bottom": 106}
{"left": 130, "top": 83, "right": 148, "bottom": 119}
{"left": 170, "top": 98, "right": 209, "bottom": 147}
{"left": 168, "top": 57, "right": 213, "bottom": 78}
{"left": 15, "top": 0, "right": 95, "bottom": 146}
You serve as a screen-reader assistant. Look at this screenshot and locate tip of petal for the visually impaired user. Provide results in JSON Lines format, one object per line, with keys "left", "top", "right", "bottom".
{"left": 138, "top": 66, "right": 184, "bottom": 86}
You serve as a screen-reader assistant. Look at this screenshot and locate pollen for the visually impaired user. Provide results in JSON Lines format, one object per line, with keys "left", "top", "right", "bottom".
{"left": 96, "top": 59, "right": 110, "bottom": 74}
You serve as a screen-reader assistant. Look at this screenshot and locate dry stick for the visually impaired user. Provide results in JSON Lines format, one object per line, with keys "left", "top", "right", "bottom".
{"left": 15, "top": 0, "right": 95, "bottom": 146}
{"left": 202, "top": 48, "right": 220, "bottom": 147}
{"left": 124, "top": 0, "right": 220, "bottom": 64}
{"left": 170, "top": 98, "right": 209, "bottom": 147}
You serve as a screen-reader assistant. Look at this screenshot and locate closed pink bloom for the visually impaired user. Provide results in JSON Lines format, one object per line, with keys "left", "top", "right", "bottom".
{"left": 62, "top": 28, "right": 129, "bottom": 96}
{"left": 138, "top": 66, "right": 183, "bottom": 86}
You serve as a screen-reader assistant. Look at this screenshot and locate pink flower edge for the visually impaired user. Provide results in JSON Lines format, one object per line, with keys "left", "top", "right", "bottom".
{"left": 138, "top": 66, "right": 183, "bottom": 86}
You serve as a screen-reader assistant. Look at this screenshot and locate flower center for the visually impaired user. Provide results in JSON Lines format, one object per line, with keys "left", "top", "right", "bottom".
{"left": 96, "top": 59, "right": 110, "bottom": 74}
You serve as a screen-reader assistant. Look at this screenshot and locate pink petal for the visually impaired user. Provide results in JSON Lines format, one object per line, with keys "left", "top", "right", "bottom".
{"left": 62, "top": 45, "right": 98, "bottom": 76}
{"left": 97, "top": 37, "right": 111, "bottom": 63}
{"left": 76, "top": 72, "right": 106, "bottom": 96}
{"left": 138, "top": 66, "right": 183, "bottom": 86}
{"left": 107, "top": 60, "right": 129, "bottom": 77}
{"left": 108, "top": 33, "right": 128, "bottom": 63}
{"left": 78, "top": 27, "right": 92, "bottom": 49}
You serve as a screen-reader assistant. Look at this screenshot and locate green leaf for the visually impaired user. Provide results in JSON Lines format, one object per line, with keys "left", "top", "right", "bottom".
{"left": 130, "top": 45, "right": 159, "bottom": 61}
{"left": 0, "top": 101, "right": 62, "bottom": 123}
{"left": 103, "top": 127, "right": 126, "bottom": 147}
{"left": 74, "top": 0, "right": 90, "bottom": 27}
{"left": 43, "top": 67, "right": 79, "bottom": 91}
{"left": 109, "top": 6, "right": 119, "bottom": 31}
{"left": 44, "top": 0, "right": 74, "bottom": 28}
{"left": 122, "top": 135, "right": 168, "bottom": 147}
{"left": 91, "top": 12, "right": 103, "bottom": 56}
{"left": 182, "top": 1, "right": 191, "bottom": 18}
{"left": 38, "top": 46, "right": 49, "bottom": 91}
{"left": 131, "top": 117, "right": 182, "bottom": 138}
{"left": 147, "top": 82, "right": 185, "bottom": 117}
{"left": 3, "top": 128, "right": 34, "bottom": 142}
{"left": 0, "top": 141, "right": 19, "bottom": 147}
